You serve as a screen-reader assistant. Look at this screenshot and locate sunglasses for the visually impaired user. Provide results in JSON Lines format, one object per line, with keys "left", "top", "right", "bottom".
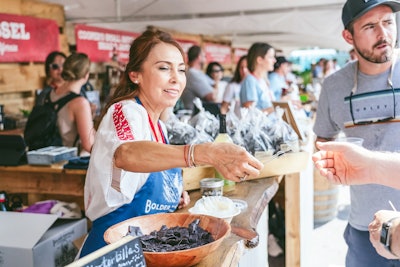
{"left": 211, "top": 69, "right": 223, "bottom": 73}
{"left": 49, "top": 63, "right": 62, "bottom": 70}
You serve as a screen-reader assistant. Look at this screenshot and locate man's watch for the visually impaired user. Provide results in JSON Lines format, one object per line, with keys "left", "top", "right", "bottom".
{"left": 380, "top": 217, "right": 400, "bottom": 255}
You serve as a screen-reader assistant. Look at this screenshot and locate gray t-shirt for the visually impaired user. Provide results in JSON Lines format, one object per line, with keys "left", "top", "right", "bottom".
{"left": 181, "top": 68, "right": 214, "bottom": 110}
{"left": 313, "top": 60, "right": 400, "bottom": 231}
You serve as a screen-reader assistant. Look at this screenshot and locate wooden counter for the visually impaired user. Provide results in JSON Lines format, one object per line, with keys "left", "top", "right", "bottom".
{"left": 179, "top": 177, "right": 280, "bottom": 266}
{"left": 0, "top": 163, "right": 86, "bottom": 209}
{"left": 0, "top": 150, "right": 310, "bottom": 267}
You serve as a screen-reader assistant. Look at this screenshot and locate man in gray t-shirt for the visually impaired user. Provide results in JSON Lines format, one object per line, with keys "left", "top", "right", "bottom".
{"left": 180, "top": 45, "right": 215, "bottom": 110}
{"left": 313, "top": 0, "right": 400, "bottom": 266}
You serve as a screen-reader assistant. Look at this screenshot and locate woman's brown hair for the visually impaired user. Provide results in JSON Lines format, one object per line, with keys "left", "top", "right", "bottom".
{"left": 96, "top": 28, "right": 184, "bottom": 129}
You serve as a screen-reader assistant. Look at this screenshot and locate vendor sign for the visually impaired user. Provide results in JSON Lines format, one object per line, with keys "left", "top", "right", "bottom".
{"left": 0, "top": 13, "right": 59, "bottom": 62}
{"left": 204, "top": 42, "right": 232, "bottom": 65}
{"left": 176, "top": 39, "right": 199, "bottom": 62}
{"left": 75, "top": 24, "right": 139, "bottom": 63}
{"left": 233, "top": 47, "right": 248, "bottom": 63}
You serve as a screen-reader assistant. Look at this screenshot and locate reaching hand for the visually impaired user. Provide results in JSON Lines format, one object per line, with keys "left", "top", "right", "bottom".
{"left": 312, "top": 141, "right": 374, "bottom": 185}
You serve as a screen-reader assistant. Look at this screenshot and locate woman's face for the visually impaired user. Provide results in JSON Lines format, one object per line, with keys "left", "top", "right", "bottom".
{"left": 260, "top": 48, "right": 276, "bottom": 72}
{"left": 210, "top": 64, "right": 224, "bottom": 81}
{"left": 49, "top": 55, "right": 65, "bottom": 83}
{"left": 239, "top": 59, "right": 249, "bottom": 80}
{"left": 132, "top": 43, "right": 186, "bottom": 111}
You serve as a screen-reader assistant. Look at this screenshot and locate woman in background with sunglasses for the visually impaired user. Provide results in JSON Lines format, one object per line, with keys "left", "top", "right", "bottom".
{"left": 206, "top": 61, "right": 228, "bottom": 103}
{"left": 35, "top": 51, "right": 66, "bottom": 106}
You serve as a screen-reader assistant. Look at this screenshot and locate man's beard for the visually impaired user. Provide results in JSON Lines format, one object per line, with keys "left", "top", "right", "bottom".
{"left": 354, "top": 39, "right": 394, "bottom": 63}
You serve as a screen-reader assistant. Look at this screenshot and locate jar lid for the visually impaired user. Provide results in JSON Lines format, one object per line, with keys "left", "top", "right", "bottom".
{"left": 200, "top": 178, "right": 224, "bottom": 188}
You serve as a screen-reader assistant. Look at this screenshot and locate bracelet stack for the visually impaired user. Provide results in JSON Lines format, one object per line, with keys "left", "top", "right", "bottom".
{"left": 184, "top": 144, "right": 197, "bottom": 168}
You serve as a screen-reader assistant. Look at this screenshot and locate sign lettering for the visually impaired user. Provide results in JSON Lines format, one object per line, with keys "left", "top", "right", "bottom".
{"left": 66, "top": 236, "right": 146, "bottom": 267}
{"left": 0, "top": 13, "right": 59, "bottom": 62}
{"left": 75, "top": 24, "right": 139, "bottom": 63}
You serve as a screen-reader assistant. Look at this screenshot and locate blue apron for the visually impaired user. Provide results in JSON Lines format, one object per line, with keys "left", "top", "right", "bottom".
{"left": 80, "top": 99, "right": 183, "bottom": 257}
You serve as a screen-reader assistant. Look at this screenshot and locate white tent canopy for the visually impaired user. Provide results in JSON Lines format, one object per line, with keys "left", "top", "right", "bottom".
{"left": 45, "top": 0, "right": 351, "bottom": 54}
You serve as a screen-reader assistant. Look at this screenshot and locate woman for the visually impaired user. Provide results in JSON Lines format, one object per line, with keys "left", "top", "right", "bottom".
{"left": 240, "top": 43, "right": 276, "bottom": 114}
{"left": 220, "top": 55, "right": 248, "bottom": 117}
{"left": 205, "top": 61, "right": 228, "bottom": 103}
{"left": 35, "top": 51, "right": 66, "bottom": 105}
{"left": 51, "top": 52, "right": 95, "bottom": 155}
{"left": 79, "top": 29, "right": 263, "bottom": 257}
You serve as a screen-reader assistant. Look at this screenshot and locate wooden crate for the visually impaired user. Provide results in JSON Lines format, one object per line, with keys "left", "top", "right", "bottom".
{"left": 21, "top": 0, "right": 65, "bottom": 29}
{"left": 182, "top": 166, "right": 215, "bottom": 191}
{"left": 0, "top": 0, "right": 22, "bottom": 14}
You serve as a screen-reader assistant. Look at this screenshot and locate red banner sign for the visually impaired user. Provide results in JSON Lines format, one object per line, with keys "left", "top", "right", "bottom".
{"left": 233, "top": 48, "right": 248, "bottom": 63}
{"left": 75, "top": 24, "right": 139, "bottom": 63}
{"left": 0, "top": 13, "right": 59, "bottom": 63}
{"left": 176, "top": 39, "right": 199, "bottom": 62}
{"left": 204, "top": 42, "right": 232, "bottom": 65}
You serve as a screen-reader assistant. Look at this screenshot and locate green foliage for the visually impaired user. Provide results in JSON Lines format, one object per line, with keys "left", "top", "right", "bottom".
{"left": 20, "top": 109, "right": 30, "bottom": 118}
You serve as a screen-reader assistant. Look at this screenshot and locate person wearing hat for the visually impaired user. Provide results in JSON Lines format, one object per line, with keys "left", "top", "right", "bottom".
{"left": 313, "top": 0, "right": 400, "bottom": 265}
{"left": 268, "top": 56, "right": 290, "bottom": 101}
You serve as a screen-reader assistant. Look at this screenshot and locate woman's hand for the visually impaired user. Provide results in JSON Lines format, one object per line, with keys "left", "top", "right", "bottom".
{"left": 177, "top": 190, "right": 190, "bottom": 209}
{"left": 196, "top": 143, "right": 264, "bottom": 182}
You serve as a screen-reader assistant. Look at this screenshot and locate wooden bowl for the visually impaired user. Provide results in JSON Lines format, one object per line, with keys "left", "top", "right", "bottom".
{"left": 104, "top": 213, "right": 231, "bottom": 267}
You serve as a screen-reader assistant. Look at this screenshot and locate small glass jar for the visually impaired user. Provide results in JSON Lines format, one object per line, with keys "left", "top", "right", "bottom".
{"left": 200, "top": 178, "right": 224, "bottom": 197}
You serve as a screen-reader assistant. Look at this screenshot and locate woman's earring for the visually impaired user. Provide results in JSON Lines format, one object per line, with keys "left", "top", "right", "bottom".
{"left": 134, "top": 80, "right": 139, "bottom": 84}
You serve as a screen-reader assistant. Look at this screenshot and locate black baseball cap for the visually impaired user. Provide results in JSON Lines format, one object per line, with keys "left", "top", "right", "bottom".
{"left": 274, "top": 56, "right": 290, "bottom": 69}
{"left": 342, "top": 0, "right": 400, "bottom": 28}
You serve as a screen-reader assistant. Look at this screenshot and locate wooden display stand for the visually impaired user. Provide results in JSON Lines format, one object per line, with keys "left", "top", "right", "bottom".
{"left": 0, "top": 151, "right": 309, "bottom": 266}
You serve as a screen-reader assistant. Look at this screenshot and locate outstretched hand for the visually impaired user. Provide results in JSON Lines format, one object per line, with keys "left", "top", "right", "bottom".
{"left": 312, "top": 141, "right": 374, "bottom": 185}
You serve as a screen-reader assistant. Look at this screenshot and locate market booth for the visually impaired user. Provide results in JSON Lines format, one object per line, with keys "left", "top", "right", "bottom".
{"left": 0, "top": 1, "right": 316, "bottom": 266}
{"left": 0, "top": 144, "right": 312, "bottom": 266}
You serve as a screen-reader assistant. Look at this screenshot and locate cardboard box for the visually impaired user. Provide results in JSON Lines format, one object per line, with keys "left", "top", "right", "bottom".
{"left": 0, "top": 212, "right": 87, "bottom": 267}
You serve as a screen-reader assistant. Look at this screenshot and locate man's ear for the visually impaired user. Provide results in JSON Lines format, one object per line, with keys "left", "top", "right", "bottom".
{"left": 342, "top": 29, "right": 354, "bottom": 46}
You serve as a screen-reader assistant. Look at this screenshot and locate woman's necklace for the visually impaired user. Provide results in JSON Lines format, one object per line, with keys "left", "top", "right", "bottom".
{"left": 135, "top": 97, "right": 166, "bottom": 144}
{"left": 147, "top": 115, "right": 166, "bottom": 144}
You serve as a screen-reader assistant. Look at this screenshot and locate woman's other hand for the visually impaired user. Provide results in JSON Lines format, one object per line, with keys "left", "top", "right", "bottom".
{"left": 177, "top": 190, "right": 190, "bottom": 209}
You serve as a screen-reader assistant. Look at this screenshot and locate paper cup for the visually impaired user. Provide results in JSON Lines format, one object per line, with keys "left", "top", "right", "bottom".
{"left": 335, "top": 137, "right": 364, "bottom": 146}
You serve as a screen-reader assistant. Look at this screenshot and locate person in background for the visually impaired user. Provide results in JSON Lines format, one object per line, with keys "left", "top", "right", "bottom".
{"left": 79, "top": 29, "right": 263, "bottom": 257}
{"left": 322, "top": 59, "right": 336, "bottom": 79}
{"left": 35, "top": 51, "right": 98, "bottom": 117}
{"left": 349, "top": 48, "right": 358, "bottom": 61}
{"left": 53, "top": 52, "right": 95, "bottom": 155}
{"left": 333, "top": 58, "right": 341, "bottom": 71}
{"left": 35, "top": 51, "right": 66, "bottom": 105}
{"left": 313, "top": 0, "right": 400, "bottom": 265}
{"left": 205, "top": 61, "right": 228, "bottom": 103}
{"left": 240, "top": 42, "right": 276, "bottom": 114}
{"left": 312, "top": 58, "right": 325, "bottom": 79}
{"left": 313, "top": 141, "right": 400, "bottom": 260}
{"left": 180, "top": 45, "right": 216, "bottom": 110}
{"left": 268, "top": 56, "right": 290, "bottom": 101}
{"left": 220, "top": 55, "right": 248, "bottom": 117}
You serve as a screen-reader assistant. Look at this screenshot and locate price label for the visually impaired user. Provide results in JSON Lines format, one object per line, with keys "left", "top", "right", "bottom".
{"left": 66, "top": 236, "right": 146, "bottom": 267}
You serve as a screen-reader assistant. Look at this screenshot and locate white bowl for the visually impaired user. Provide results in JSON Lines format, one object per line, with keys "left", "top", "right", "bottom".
{"left": 189, "top": 196, "right": 241, "bottom": 223}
